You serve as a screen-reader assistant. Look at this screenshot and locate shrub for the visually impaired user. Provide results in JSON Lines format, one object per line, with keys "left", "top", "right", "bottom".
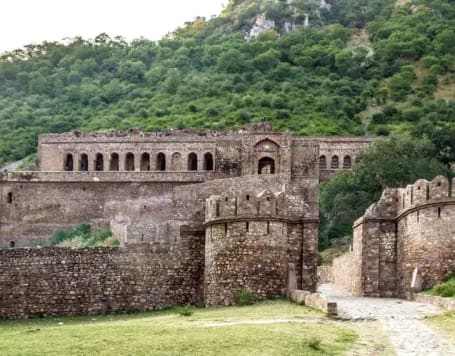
{"left": 428, "top": 275, "right": 455, "bottom": 298}
{"left": 306, "top": 336, "right": 322, "bottom": 350}
{"left": 234, "top": 289, "right": 257, "bottom": 306}
{"left": 179, "top": 307, "right": 193, "bottom": 317}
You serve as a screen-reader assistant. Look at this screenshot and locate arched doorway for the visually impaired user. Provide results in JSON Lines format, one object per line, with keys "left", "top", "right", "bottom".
{"left": 80, "top": 154, "right": 88, "bottom": 171}
{"left": 157, "top": 153, "right": 166, "bottom": 171}
{"left": 141, "top": 153, "right": 150, "bottom": 171}
{"left": 110, "top": 153, "right": 119, "bottom": 171}
{"left": 64, "top": 154, "right": 73, "bottom": 171}
{"left": 258, "top": 157, "right": 275, "bottom": 174}
{"left": 125, "top": 153, "right": 135, "bottom": 171}
{"left": 95, "top": 153, "right": 104, "bottom": 171}
{"left": 188, "top": 153, "right": 198, "bottom": 171}
{"left": 204, "top": 152, "right": 214, "bottom": 171}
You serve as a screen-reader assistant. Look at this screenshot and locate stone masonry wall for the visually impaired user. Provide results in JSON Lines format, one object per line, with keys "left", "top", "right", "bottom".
{"left": 204, "top": 221, "right": 291, "bottom": 306}
{"left": 0, "top": 234, "right": 204, "bottom": 319}
{"left": 333, "top": 176, "right": 455, "bottom": 298}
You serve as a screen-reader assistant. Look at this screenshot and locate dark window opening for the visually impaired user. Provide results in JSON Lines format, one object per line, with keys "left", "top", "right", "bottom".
{"left": 224, "top": 223, "right": 227, "bottom": 235}
{"left": 157, "top": 153, "right": 166, "bottom": 171}
{"left": 125, "top": 153, "right": 135, "bottom": 171}
{"left": 110, "top": 153, "right": 119, "bottom": 171}
{"left": 141, "top": 153, "right": 151, "bottom": 171}
{"left": 7, "top": 192, "right": 13, "bottom": 204}
{"left": 246, "top": 222, "right": 249, "bottom": 232}
{"left": 9, "top": 241, "right": 15, "bottom": 248}
{"left": 95, "top": 153, "right": 104, "bottom": 171}
{"left": 267, "top": 221, "right": 270, "bottom": 234}
{"left": 258, "top": 157, "right": 275, "bottom": 174}
{"left": 320, "top": 155, "right": 326, "bottom": 169}
{"left": 246, "top": 195, "right": 250, "bottom": 201}
{"left": 216, "top": 201, "right": 220, "bottom": 217}
{"left": 188, "top": 152, "right": 198, "bottom": 171}
{"left": 64, "top": 154, "right": 74, "bottom": 171}
{"left": 331, "top": 156, "right": 339, "bottom": 169}
{"left": 343, "top": 156, "right": 352, "bottom": 169}
{"left": 80, "top": 154, "right": 88, "bottom": 171}
{"left": 438, "top": 207, "right": 442, "bottom": 218}
{"left": 417, "top": 211, "right": 419, "bottom": 222}
{"left": 204, "top": 152, "right": 214, "bottom": 171}
{"left": 426, "top": 185, "right": 430, "bottom": 200}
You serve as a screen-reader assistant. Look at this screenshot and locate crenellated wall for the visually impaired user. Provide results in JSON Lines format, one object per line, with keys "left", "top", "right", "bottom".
{"left": 332, "top": 176, "right": 455, "bottom": 298}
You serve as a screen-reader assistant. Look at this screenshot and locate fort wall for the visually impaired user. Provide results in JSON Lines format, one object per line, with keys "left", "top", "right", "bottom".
{"left": 332, "top": 176, "right": 455, "bottom": 298}
{"left": 0, "top": 235, "right": 205, "bottom": 319}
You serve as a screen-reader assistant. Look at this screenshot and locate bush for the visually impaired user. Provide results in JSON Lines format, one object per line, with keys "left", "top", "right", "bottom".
{"left": 306, "top": 337, "right": 322, "bottom": 350}
{"left": 234, "top": 289, "right": 257, "bottom": 306}
{"left": 427, "top": 274, "right": 455, "bottom": 298}
{"left": 178, "top": 307, "right": 193, "bottom": 317}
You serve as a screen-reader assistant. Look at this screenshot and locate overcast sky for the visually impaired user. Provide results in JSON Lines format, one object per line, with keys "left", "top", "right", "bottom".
{"left": 0, "top": 0, "right": 226, "bottom": 53}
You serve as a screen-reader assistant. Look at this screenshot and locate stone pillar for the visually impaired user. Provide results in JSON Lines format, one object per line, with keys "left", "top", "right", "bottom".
{"left": 302, "top": 221, "right": 318, "bottom": 292}
{"left": 150, "top": 152, "right": 156, "bottom": 171}
{"left": 134, "top": 154, "right": 141, "bottom": 172}
{"left": 119, "top": 153, "right": 126, "bottom": 171}
{"left": 103, "top": 154, "right": 110, "bottom": 172}
{"left": 73, "top": 154, "right": 80, "bottom": 172}
{"left": 88, "top": 153, "right": 95, "bottom": 171}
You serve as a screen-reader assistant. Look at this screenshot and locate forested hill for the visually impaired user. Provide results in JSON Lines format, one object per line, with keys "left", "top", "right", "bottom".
{"left": 0, "top": 0, "right": 454, "bottom": 166}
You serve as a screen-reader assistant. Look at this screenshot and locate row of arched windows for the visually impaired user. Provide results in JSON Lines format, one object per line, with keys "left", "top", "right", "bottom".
{"left": 64, "top": 152, "right": 214, "bottom": 172}
{"left": 320, "top": 155, "right": 352, "bottom": 170}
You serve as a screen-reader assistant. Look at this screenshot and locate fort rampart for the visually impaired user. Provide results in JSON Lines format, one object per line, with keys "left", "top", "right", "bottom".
{"left": 0, "top": 235, "right": 204, "bottom": 319}
{"left": 331, "top": 176, "right": 455, "bottom": 298}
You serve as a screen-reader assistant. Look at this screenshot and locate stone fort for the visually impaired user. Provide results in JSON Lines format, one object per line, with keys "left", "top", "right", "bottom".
{"left": 1, "top": 122, "right": 454, "bottom": 319}
{"left": 0, "top": 123, "right": 371, "bottom": 318}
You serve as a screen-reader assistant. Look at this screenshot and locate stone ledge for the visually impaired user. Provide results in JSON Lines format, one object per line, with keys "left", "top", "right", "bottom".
{"left": 290, "top": 290, "right": 337, "bottom": 315}
{"left": 415, "top": 294, "right": 455, "bottom": 311}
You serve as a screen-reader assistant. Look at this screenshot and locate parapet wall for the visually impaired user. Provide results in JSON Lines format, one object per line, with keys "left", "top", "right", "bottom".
{"left": 332, "top": 176, "right": 455, "bottom": 298}
{"left": 0, "top": 234, "right": 204, "bottom": 319}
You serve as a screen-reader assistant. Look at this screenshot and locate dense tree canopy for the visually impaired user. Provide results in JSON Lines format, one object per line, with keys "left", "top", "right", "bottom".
{"left": 319, "top": 135, "right": 448, "bottom": 249}
{"left": 0, "top": 0, "right": 454, "bottom": 167}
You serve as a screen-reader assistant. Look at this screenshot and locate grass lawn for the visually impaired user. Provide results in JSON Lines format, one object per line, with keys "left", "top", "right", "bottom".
{"left": 0, "top": 300, "right": 357, "bottom": 355}
{"left": 427, "top": 310, "right": 455, "bottom": 346}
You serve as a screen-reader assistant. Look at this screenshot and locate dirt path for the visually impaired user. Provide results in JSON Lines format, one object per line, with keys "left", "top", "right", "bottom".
{"left": 319, "top": 284, "right": 455, "bottom": 356}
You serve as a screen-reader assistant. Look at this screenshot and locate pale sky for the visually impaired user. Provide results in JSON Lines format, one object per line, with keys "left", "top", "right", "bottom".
{"left": 0, "top": 0, "right": 226, "bottom": 53}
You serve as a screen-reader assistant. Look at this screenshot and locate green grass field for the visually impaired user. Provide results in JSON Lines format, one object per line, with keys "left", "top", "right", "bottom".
{"left": 427, "top": 310, "right": 455, "bottom": 346}
{"left": 0, "top": 300, "right": 357, "bottom": 355}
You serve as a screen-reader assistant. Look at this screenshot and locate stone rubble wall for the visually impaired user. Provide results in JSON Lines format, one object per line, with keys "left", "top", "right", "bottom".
{"left": 317, "top": 266, "right": 334, "bottom": 285}
{"left": 0, "top": 236, "right": 204, "bottom": 319}
{"left": 414, "top": 294, "right": 455, "bottom": 311}
{"left": 290, "top": 290, "right": 337, "bottom": 315}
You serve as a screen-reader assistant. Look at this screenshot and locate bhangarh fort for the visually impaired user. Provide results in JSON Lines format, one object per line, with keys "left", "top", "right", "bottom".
{"left": 0, "top": 122, "right": 454, "bottom": 319}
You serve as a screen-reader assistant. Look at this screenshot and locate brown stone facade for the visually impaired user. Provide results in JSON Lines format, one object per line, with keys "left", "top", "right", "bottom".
{"left": 0, "top": 123, "right": 372, "bottom": 317}
{"left": 0, "top": 237, "right": 204, "bottom": 319}
{"left": 332, "top": 176, "right": 455, "bottom": 299}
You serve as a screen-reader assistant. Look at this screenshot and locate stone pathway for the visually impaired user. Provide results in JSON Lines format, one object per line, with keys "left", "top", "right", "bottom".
{"left": 319, "top": 284, "right": 455, "bottom": 356}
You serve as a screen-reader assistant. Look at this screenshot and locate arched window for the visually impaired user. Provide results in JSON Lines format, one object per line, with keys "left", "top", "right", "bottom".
{"left": 80, "top": 154, "right": 89, "bottom": 171}
{"left": 343, "top": 156, "right": 352, "bottom": 169}
{"left": 110, "top": 153, "right": 119, "bottom": 171}
{"left": 188, "top": 153, "right": 198, "bottom": 171}
{"left": 95, "top": 153, "right": 104, "bottom": 171}
{"left": 157, "top": 153, "right": 166, "bottom": 171}
{"left": 320, "top": 155, "right": 326, "bottom": 169}
{"left": 64, "top": 153, "right": 74, "bottom": 171}
{"left": 141, "top": 153, "right": 150, "bottom": 171}
{"left": 258, "top": 157, "right": 275, "bottom": 174}
{"left": 331, "top": 156, "right": 339, "bottom": 169}
{"left": 204, "top": 152, "right": 214, "bottom": 171}
{"left": 125, "top": 153, "right": 135, "bottom": 171}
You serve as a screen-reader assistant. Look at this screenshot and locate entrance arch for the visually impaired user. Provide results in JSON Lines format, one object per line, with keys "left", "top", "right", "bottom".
{"left": 258, "top": 157, "right": 275, "bottom": 174}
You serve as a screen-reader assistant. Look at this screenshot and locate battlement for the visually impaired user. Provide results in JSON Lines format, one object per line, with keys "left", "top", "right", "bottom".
{"left": 356, "top": 176, "right": 452, "bottom": 225}
{"left": 205, "top": 189, "right": 288, "bottom": 223}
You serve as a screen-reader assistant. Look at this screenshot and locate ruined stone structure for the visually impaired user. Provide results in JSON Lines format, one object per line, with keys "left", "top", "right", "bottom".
{"left": 0, "top": 123, "right": 371, "bottom": 317}
{"left": 331, "top": 176, "right": 455, "bottom": 299}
